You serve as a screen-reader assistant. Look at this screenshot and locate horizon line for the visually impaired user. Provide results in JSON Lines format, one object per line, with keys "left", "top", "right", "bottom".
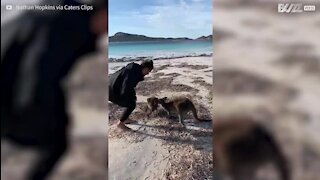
{"left": 109, "top": 32, "right": 212, "bottom": 39}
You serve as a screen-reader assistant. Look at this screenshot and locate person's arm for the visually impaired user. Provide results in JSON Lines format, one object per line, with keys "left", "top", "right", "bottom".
{"left": 120, "top": 73, "right": 137, "bottom": 101}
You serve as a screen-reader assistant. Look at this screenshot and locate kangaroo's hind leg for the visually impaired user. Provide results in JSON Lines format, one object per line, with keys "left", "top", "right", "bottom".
{"left": 178, "top": 113, "right": 185, "bottom": 126}
{"left": 176, "top": 107, "right": 185, "bottom": 126}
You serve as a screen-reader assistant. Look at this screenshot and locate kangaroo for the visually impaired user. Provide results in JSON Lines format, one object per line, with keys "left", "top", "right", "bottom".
{"left": 147, "top": 96, "right": 159, "bottom": 115}
{"left": 153, "top": 96, "right": 202, "bottom": 125}
{"left": 213, "top": 117, "right": 290, "bottom": 180}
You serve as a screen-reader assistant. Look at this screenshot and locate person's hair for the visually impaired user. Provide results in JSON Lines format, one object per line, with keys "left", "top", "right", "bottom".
{"left": 141, "top": 60, "right": 154, "bottom": 70}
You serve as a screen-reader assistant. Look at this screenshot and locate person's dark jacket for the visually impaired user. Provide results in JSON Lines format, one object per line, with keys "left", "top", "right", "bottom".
{"left": 109, "top": 62, "right": 144, "bottom": 106}
{"left": 1, "top": 8, "right": 98, "bottom": 146}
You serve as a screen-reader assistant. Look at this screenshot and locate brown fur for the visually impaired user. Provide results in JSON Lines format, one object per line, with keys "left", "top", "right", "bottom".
{"left": 146, "top": 96, "right": 160, "bottom": 115}
{"left": 213, "top": 118, "right": 290, "bottom": 180}
{"left": 147, "top": 96, "right": 202, "bottom": 125}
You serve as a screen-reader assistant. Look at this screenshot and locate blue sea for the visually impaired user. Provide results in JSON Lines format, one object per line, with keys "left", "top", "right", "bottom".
{"left": 109, "top": 40, "right": 213, "bottom": 59}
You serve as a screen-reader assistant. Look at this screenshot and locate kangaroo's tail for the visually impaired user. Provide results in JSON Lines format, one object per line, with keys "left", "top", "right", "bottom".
{"left": 272, "top": 141, "right": 290, "bottom": 180}
{"left": 190, "top": 101, "right": 201, "bottom": 121}
{"left": 256, "top": 126, "right": 290, "bottom": 180}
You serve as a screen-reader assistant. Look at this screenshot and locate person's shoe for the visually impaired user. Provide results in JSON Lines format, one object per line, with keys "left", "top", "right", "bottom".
{"left": 117, "top": 121, "right": 131, "bottom": 131}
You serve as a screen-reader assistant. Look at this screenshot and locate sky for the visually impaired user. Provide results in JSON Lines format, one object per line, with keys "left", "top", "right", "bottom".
{"left": 109, "top": 0, "right": 212, "bottom": 39}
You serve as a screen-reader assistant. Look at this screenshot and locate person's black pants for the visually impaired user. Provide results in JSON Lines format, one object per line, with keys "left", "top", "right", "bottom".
{"left": 119, "top": 101, "right": 136, "bottom": 122}
{"left": 110, "top": 98, "right": 136, "bottom": 122}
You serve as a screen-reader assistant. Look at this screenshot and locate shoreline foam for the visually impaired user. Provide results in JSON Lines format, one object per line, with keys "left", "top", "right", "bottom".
{"left": 109, "top": 53, "right": 213, "bottom": 62}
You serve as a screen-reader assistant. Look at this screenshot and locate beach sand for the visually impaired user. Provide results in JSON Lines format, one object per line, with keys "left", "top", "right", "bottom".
{"left": 214, "top": 0, "right": 320, "bottom": 179}
{"left": 108, "top": 56, "right": 213, "bottom": 179}
{"left": 1, "top": 53, "right": 108, "bottom": 180}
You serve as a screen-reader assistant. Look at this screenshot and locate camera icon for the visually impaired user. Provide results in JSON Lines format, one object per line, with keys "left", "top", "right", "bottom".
{"left": 6, "top": 5, "right": 13, "bottom": 10}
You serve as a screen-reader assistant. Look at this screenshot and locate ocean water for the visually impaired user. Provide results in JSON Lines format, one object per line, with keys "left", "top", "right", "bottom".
{"left": 109, "top": 40, "right": 213, "bottom": 59}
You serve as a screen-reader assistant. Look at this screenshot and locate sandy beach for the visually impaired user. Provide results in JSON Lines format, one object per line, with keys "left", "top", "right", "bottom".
{"left": 1, "top": 52, "right": 108, "bottom": 180}
{"left": 2, "top": 0, "right": 320, "bottom": 179}
{"left": 214, "top": 0, "right": 320, "bottom": 179}
{"left": 108, "top": 56, "right": 213, "bottom": 179}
